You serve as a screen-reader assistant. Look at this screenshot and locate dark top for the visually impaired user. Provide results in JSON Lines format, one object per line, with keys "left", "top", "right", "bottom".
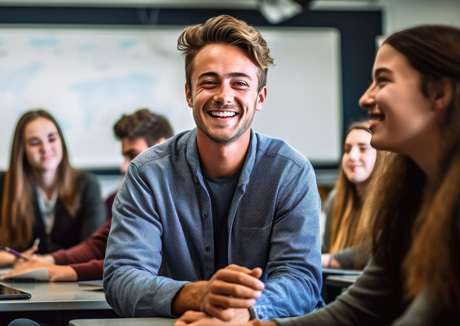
{"left": 105, "top": 191, "right": 117, "bottom": 220}
{"left": 0, "top": 171, "right": 105, "bottom": 253}
{"left": 52, "top": 218, "right": 111, "bottom": 281}
{"left": 203, "top": 171, "right": 240, "bottom": 272}
{"left": 276, "top": 259, "right": 460, "bottom": 326}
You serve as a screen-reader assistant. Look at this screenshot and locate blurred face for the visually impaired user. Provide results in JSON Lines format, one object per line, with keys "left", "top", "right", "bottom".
{"left": 120, "top": 137, "right": 150, "bottom": 175}
{"left": 342, "top": 129, "right": 377, "bottom": 185}
{"left": 359, "top": 44, "right": 437, "bottom": 154}
{"left": 185, "top": 43, "right": 266, "bottom": 145}
{"left": 24, "top": 117, "right": 63, "bottom": 174}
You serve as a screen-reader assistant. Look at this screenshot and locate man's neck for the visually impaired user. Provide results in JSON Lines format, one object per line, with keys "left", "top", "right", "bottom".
{"left": 196, "top": 130, "right": 250, "bottom": 179}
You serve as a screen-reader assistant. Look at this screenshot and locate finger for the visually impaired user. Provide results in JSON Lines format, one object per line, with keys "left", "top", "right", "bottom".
{"left": 205, "top": 304, "right": 235, "bottom": 322}
{"left": 208, "top": 292, "right": 256, "bottom": 309}
{"left": 174, "top": 311, "right": 207, "bottom": 325}
{"left": 22, "top": 245, "right": 39, "bottom": 257}
{"left": 214, "top": 270, "right": 264, "bottom": 291}
{"left": 226, "top": 264, "right": 254, "bottom": 273}
{"left": 210, "top": 280, "right": 262, "bottom": 299}
{"left": 226, "top": 265, "right": 264, "bottom": 282}
{"left": 247, "top": 267, "right": 263, "bottom": 279}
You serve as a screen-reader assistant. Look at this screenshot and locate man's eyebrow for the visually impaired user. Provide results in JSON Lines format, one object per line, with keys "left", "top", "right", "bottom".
{"left": 123, "top": 149, "right": 138, "bottom": 156}
{"left": 197, "top": 72, "right": 252, "bottom": 80}
{"left": 227, "top": 72, "right": 252, "bottom": 80}
{"left": 197, "top": 72, "right": 218, "bottom": 79}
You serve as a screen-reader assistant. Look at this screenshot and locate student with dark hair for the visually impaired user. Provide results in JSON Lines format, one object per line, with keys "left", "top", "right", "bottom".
{"left": 105, "top": 109, "right": 173, "bottom": 219}
{"left": 0, "top": 109, "right": 105, "bottom": 256}
{"left": 104, "top": 14, "right": 322, "bottom": 323}
{"left": 1, "top": 109, "right": 173, "bottom": 282}
{"left": 176, "top": 24, "right": 460, "bottom": 326}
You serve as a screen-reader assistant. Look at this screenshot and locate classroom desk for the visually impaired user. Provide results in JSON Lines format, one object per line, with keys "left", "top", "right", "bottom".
{"left": 69, "top": 318, "right": 175, "bottom": 326}
{"left": 0, "top": 281, "right": 117, "bottom": 325}
{"left": 326, "top": 274, "right": 360, "bottom": 288}
{"left": 322, "top": 269, "right": 362, "bottom": 303}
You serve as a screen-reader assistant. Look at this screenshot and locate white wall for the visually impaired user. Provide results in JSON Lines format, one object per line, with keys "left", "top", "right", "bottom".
{"left": 382, "top": 0, "right": 460, "bottom": 34}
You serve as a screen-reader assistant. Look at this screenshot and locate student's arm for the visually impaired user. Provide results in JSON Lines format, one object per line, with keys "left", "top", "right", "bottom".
{"left": 3, "top": 259, "right": 78, "bottom": 281}
{"left": 332, "top": 246, "right": 362, "bottom": 270}
{"left": 274, "top": 260, "right": 398, "bottom": 326}
{"left": 52, "top": 219, "right": 110, "bottom": 265}
{"left": 78, "top": 172, "right": 106, "bottom": 241}
{"left": 103, "top": 164, "right": 189, "bottom": 317}
{"left": 68, "top": 259, "right": 104, "bottom": 281}
{"left": 251, "top": 162, "right": 322, "bottom": 320}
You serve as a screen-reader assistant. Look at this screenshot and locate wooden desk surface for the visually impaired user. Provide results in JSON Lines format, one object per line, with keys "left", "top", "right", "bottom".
{"left": 69, "top": 318, "right": 175, "bottom": 326}
{"left": 0, "top": 281, "right": 111, "bottom": 311}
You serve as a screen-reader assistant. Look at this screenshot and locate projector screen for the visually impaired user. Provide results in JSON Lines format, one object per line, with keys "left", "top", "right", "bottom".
{"left": 0, "top": 26, "right": 341, "bottom": 170}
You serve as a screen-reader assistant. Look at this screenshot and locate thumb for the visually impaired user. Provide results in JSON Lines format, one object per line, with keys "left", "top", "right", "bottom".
{"left": 22, "top": 245, "right": 39, "bottom": 258}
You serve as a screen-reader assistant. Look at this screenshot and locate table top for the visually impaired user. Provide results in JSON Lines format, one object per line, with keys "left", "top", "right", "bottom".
{"left": 69, "top": 318, "right": 175, "bottom": 326}
{"left": 0, "top": 281, "right": 111, "bottom": 312}
{"left": 325, "top": 274, "right": 360, "bottom": 288}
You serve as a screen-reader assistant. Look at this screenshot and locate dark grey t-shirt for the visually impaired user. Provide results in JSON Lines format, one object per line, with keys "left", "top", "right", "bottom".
{"left": 203, "top": 170, "right": 241, "bottom": 272}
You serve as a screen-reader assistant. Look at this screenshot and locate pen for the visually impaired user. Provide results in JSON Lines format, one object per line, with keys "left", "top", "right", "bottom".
{"left": 0, "top": 245, "right": 28, "bottom": 260}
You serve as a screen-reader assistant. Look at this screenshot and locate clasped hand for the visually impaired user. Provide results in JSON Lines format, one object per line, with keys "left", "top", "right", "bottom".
{"left": 174, "top": 264, "right": 265, "bottom": 325}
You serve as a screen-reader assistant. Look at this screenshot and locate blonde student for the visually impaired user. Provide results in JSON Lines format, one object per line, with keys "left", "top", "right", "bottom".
{"left": 321, "top": 121, "right": 386, "bottom": 269}
{"left": 0, "top": 109, "right": 105, "bottom": 256}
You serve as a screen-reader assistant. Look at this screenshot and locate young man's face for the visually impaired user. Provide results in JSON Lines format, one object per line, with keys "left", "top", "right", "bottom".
{"left": 185, "top": 43, "right": 266, "bottom": 145}
{"left": 120, "top": 137, "right": 150, "bottom": 175}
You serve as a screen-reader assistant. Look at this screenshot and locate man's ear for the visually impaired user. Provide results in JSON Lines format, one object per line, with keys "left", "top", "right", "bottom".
{"left": 431, "top": 78, "right": 452, "bottom": 111}
{"left": 255, "top": 87, "right": 267, "bottom": 112}
{"left": 154, "top": 137, "right": 167, "bottom": 145}
{"left": 185, "top": 83, "right": 193, "bottom": 108}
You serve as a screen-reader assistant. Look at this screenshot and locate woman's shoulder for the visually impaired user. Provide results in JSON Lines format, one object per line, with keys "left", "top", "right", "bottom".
{"left": 73, "top": 170, "right": 100, "bottom": 190}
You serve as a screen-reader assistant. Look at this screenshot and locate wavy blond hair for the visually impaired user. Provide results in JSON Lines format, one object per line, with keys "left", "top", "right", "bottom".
{"left": 177, "top": 14, "right": 274, "bottom": 92}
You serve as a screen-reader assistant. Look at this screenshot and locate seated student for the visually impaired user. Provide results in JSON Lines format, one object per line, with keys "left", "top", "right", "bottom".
{"left": 104, "top": 14, "right": 322, "bottom": 323}
{"left": 0, "top": 109, "right": 105, "bottom": 256}
{"left": 1, "top": 109, "right": 173, "bottom": 281}
{"left": 321, "top": 121, "right": 385, "bottom": 270}
{"left": 177, "top": 24, "right": 460, "bottom": 326}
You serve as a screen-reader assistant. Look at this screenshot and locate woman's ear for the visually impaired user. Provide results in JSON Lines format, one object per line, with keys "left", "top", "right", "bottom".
{"left": 431, "top": 78, "right": 453, "bottom": 111}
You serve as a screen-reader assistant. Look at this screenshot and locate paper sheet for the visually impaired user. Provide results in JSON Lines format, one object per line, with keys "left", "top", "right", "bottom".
{"left": 5, "top": 268, "right": 49, "bottom": 281}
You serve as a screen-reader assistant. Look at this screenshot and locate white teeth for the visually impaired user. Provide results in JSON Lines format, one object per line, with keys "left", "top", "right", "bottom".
{"left": 210, "top": 111, "right": 236, "bottom": 118}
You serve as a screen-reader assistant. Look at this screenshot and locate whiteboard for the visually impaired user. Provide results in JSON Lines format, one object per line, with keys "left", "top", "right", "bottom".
{"left": 0, "top": 26, "right": 341, "bottom": 170}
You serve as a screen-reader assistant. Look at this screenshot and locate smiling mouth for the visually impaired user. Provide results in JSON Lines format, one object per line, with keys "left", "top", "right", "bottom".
{"left": 208, "top": 111, "right": 237, "bottom": 118}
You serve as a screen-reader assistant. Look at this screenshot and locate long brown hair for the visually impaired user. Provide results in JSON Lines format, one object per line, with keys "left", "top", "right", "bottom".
{"left": 0, "top": 109, "right": 81, "bottom": 250}
{"left": 329, "top": 121, "right": 384, "bottom": 255}
{"left": 368, "top": 25, "right": 460, "bottom": 310}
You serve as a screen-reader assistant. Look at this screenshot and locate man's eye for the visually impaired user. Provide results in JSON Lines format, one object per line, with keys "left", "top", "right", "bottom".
{"left": 234, "top": 81, "right": 248, "bottom": 87}
{"left": 201, "top": 80, "right": 216, "bottom": 86}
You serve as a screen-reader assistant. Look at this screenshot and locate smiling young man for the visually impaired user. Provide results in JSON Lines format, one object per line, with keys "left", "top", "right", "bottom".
{"left": 104, "top": 15, "right": 322, "bottom": 323}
